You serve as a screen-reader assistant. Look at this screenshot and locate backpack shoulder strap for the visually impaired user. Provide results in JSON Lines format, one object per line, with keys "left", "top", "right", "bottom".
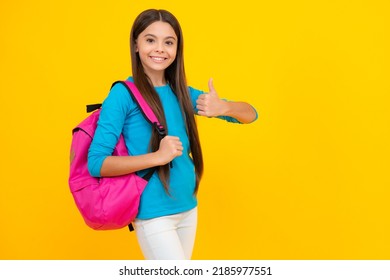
{"left": 112, "top": 80, "right": 167, "bottom": 138}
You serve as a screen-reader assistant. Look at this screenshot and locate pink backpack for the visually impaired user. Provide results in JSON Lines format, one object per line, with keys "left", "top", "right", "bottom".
{"left": 69, "top": 81, "right": 165, "bottom": 230}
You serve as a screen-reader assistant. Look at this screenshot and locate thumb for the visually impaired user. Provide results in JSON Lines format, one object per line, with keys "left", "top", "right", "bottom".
{"left": 208, "top": 78, "right": 218, "bottom": 96}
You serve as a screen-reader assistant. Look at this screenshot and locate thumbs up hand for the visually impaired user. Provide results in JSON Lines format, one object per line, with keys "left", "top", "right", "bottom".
{"left": 196, "top": 78, "right": 227, "bottom": 117}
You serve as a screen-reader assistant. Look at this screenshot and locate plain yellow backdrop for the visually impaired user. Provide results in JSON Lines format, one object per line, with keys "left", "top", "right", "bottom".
{"left": 1, "top": 0, "right": 389, "bottom": 259}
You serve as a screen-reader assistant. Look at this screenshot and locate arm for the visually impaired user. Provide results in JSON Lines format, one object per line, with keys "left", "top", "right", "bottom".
{"left": 196, "top": 78, "right": 258, "bottom": 124}
{"left": 88, "top": 83, "right": 183, "bottom": 177}
{"left": 99, "top": 136, "right": 183, "bottom": 177}
{"left": 100, "top": 152, "right": 160, "bottom": 177}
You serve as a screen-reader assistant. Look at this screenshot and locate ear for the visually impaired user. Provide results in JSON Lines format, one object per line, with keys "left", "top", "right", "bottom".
{"left": 135, "top": 40, "right": 138, "bottom": 52}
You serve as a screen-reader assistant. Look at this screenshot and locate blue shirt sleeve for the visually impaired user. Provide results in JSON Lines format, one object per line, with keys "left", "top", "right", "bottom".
{"left": 188, "top": 86, "right": 258, "bottom": 124}
{"left": 87, "top": 82, "right": 133, "bottom": 177}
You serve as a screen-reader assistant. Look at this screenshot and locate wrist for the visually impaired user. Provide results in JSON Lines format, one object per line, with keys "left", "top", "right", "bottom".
{"left": 150, "top": 151, "right": 164, "bottom": 166}
{"left": 220, "top": 99, "right": 231, "bottom": 116}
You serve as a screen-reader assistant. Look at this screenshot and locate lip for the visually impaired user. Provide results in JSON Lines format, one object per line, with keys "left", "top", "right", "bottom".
{"left": 150, "top": 56, "right": 167, "bottom": 63}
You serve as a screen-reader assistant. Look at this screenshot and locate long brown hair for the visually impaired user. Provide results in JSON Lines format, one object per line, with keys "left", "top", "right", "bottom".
{"left": 130, "top": 9, "right": 203, "bottom": 194}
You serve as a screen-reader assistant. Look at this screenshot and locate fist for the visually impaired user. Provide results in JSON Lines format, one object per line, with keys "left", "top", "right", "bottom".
{"left": 196, "top": 78, "right": 226, "bottom": 117}
{"left": 157, "top": 136, "right": 183, "bottom": 165}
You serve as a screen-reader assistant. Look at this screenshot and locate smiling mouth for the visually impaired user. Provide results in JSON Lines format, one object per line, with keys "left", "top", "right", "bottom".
{"left": 150, "top": 56, "right": 167, "bottom": 62}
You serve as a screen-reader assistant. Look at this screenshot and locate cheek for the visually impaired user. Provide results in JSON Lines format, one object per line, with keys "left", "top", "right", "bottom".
{"left": 136, "top": 42, "right": 150, "bottom": 54}
{"left": 138, "top": 47, "right": 151, "bottom": 60}
{"left": 169, "top": 48, "right": 178, "bottom": 59}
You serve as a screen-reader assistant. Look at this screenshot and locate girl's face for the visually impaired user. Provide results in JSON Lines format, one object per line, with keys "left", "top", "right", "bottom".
{"left": 136, "top": 21, "right": 178, "bottom": 80}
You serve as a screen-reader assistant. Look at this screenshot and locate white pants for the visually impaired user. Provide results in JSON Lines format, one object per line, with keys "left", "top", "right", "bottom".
{"left": 134, "top": 207, "right": 198, "bottom": 260}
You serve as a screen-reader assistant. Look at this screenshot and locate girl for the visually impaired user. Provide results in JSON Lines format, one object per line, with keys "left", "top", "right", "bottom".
{"left": 88, "top": 9, "right": 258, "bottom": 260}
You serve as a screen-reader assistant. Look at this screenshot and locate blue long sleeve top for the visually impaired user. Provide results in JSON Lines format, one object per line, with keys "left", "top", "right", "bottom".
{"left": 88, "top": 77, "right": 258, "bottom": 219}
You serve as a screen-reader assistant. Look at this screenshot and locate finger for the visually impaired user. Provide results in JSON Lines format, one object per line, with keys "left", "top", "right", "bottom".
{"left": 197, "top": 95, "right": 211, "bottom": 105}
{"left": 165, "top": 135, "right": 179, "bottom": 140}
{"left": 196, "top": 98, "right": 204, "bottom": 105}
{"left": 197, "top": 110, "right": 208, "bottom": 117}
{"left": 197, "top": 100, "right": 210, "bottom": 108}
{"left": 208, "top": 78, "right": 217, "bottom": 95}
{"left": 171, "top": 138, "right": 182, "bottom": 147}
{"left": 172, "top": 140, "right": 182, "bottom": 148}
{"left": 196, "top": 104, "right": 206, "bottom": 111}
{"left": 197, "top": 94, "right": 207, "bottom": 101}
{"left": 175, "top": 144, "right": 183, "bottom": 155}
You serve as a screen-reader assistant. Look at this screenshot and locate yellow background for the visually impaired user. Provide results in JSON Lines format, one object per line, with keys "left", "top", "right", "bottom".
{"left": 1, "top": 0, "right": 389, "bottom": 259}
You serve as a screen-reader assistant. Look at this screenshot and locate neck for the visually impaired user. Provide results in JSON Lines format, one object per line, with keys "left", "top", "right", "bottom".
{"left": 146, "top": 71, "right": 166, "bottom": 87}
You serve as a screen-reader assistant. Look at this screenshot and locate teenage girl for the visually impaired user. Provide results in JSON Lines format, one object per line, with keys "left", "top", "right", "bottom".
{"left": 88, "top": 9, "right": 258, "bottom": 260}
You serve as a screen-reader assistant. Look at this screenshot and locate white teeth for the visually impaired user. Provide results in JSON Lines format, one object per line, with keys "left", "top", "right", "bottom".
{"left": 151, "top": 57, "right": 165, "bottom": 61}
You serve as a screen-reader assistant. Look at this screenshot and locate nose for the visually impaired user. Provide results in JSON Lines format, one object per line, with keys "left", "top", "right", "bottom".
{"left": 154, "top": 42, "right": 165, "bottom": 53}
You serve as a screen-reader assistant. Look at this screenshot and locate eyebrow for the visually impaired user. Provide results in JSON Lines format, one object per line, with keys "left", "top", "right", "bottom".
{"left": 143, "top": 34, "right": 177, "bottom": 41}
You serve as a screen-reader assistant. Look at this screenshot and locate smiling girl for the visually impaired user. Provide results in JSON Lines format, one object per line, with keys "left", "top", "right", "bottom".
{"left": 88, "top": 9, "right": 257, "bottom": 260}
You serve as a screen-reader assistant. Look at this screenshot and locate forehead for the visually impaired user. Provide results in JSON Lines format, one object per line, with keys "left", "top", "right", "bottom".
{"left": 139, "top": 21, "right": 177, "bottom": 39}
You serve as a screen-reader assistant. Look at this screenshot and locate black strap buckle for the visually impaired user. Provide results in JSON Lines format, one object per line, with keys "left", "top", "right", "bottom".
{"left": 86, "top": 104, "right": 102, "bottom": 113}
{"left": 153, "top": 122, "right": 166, "bottom": 138}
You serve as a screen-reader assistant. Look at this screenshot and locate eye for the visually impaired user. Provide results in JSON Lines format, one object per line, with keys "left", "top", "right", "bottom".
{"left": 165, "top": 40, "right": 174, "bottom": 46}
{"left": 146, "top": 38, "right": 154, "bottom": 43}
